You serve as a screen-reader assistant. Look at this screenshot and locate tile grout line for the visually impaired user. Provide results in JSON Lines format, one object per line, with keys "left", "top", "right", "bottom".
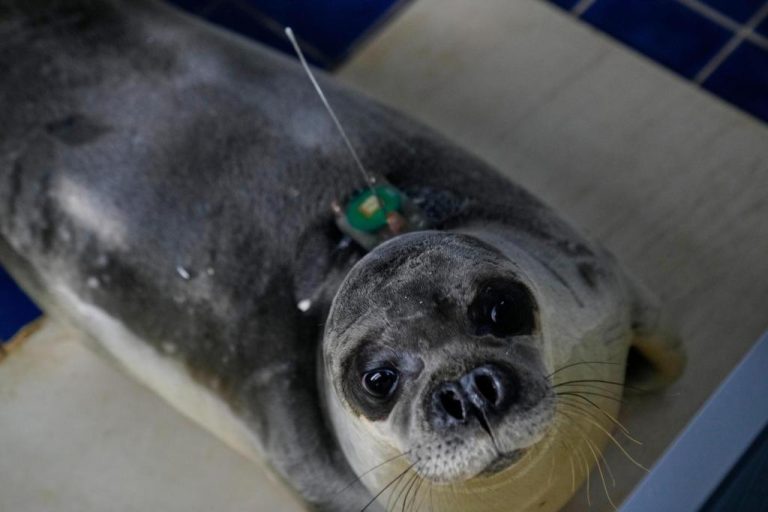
{"left": 694, "top": 2, "right": 768, "bottom": 84}
{"left": 675, "top": 0, "right": 743, "bottom": 32}
{"left": 694, "top": 35, "right": 747, "bottom": 84}
{"left": 745, "top": 31, "right": 768, "bottom": 53}
{"left": 570, "top": 0, "right": 768, "bottom": 50}
{"left": 570, "top": 0, "right": 598, "bottom": 17}
{"left": 675, "top": 0, "right": 768, "bottom": 50}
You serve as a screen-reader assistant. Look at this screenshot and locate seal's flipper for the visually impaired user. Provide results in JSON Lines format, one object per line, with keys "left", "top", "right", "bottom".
{"left": 624, "top": 273, "right": 686, "bottom": 392}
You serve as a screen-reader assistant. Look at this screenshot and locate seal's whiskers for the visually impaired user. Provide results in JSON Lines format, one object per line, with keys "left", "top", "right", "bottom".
{"left": 395, "top": 470, "right": 420, "bottom": 512}
{"left": 557, "top": 389, "right": 626, "bottom": 404}
{"left": 578, "top": 438, "right": 592, "bottom": 507}
{"left": 339, "top": 451, "right": 411, "bottom": 495}
{"left": 553, "top": 416, "right": 592, "bottom": 506}
{"left": 569, "top": 453, "right": 577, "bottom": 494}
{"left": 550, "top": 420, "right": 583, "bottom": 494}
{"left": 386, "top": 465, "right": 414, "bottom": 511}
{"left": 547, "top": 441, "right": 558, "bottom": 486}
{"left": 546, "top": 360, "right": 621, "bottom": 379}
{"left": 557, "top": 397, "right": 639, "bottom": 443}
{"left": 580, "top": 424, "right": 618, "bottom": 510}
{"left": 552, "top": 379, "right": 628, "bottom": 389}
{"left": 559, "top": 404, "right": 647, "bottom": 471}
{"left": 361, "top": 460, "right": 419, "bottom": 512}
{"left": 563, "top": 438, "right": 577, "bottom": 493}
{"left": 412, "top": 479, "right": 430, "bottom": 512}
{"left": 403, "top": 474, "right": 424, "bottom": 512}
{"left": 565, "top": 412, "right": 617, "bottom": 507}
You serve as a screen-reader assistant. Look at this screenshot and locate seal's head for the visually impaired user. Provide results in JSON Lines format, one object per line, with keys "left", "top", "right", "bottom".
{"left": 325, "top": 231, "right": 555, "bottom": 482}
{"left": 323, "top": 230, "right": 684, "bottom": 511}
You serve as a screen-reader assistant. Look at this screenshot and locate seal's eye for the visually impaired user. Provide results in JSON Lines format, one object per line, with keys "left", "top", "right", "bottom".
{"left": 362, "top": 368, "right": 399, "bottom": 399}
{"left": 469, "top": 281, "right": 536, "bottom": 337}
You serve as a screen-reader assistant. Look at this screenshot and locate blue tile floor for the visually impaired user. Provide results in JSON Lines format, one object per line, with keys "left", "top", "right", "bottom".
{"left": 552, "top": 0, "right": 768, "bottom": 123}
{"left": 0, "top": 267, "right": 40, "bottom": 343}
{"left": 699, "top": 0, "right": 766, "bottom": 23}
{"left": 581, "top": 0, "right": 732, "bottom": 79}
{"left": 703, "top": 41, "right": 768, "bottom": 122}
{"left": 757, "top": 12, "right": 768, "bottom": 36}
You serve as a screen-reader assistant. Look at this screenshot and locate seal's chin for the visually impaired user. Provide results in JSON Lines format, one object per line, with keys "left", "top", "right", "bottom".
{"left": 478, "top": 448, "right": 526, "bottom": 477}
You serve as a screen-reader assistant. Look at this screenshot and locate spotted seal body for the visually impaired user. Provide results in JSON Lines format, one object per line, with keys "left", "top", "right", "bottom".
{"left": 0, "top": 1, "right": 684, "bottom": 511}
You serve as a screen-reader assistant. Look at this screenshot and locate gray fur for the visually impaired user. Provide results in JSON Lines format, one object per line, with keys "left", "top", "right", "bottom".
{"left": 324, "top": 232, "right": 557, "bottom": 483}
{"left": 0, "top": 1, "right": 639, "bottom": 510}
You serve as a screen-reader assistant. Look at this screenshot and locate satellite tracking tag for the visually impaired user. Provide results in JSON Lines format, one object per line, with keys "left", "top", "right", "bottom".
{"left": 285, "top": 27, "right": 430, "bottom": 251}
{"left": 333, "top": 184, "right": 429, "bottom": 250}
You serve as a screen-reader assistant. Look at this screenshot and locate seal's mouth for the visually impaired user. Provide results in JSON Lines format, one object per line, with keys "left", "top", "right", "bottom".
{"left": 478, "top": 448, "right": 526, "bottom": 477}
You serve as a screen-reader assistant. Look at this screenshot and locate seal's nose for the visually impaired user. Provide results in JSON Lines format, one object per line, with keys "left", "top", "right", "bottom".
{"left": 433, "top": 382, "right": 467, "bottom": 426}
{"left": 430, "top": 364, "right": 516, "bottom": 429}
{"left": 461, "top": 365, "right": 506, "bottom": 410}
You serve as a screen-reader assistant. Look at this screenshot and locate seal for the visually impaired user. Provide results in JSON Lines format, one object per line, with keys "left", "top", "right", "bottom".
{"left": 0, "top": 1, "right": 685, "bottom": 511}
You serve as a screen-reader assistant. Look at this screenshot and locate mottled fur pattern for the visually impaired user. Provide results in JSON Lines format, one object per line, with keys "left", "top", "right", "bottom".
{"left": 0, "top": 2, "right": 680, "bottom": 511}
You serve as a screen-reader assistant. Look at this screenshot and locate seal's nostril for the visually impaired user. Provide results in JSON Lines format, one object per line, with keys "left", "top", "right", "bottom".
{"left": 475, "top": 372, "right": 500, "bottom": 406}
{"left": 439, "top": 389, "right": 465, "bottom": 421}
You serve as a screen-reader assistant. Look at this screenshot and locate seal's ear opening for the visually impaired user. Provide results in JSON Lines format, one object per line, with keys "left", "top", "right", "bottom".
{"left": 624, "top": 273, "right": 686, "bottom": 393}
